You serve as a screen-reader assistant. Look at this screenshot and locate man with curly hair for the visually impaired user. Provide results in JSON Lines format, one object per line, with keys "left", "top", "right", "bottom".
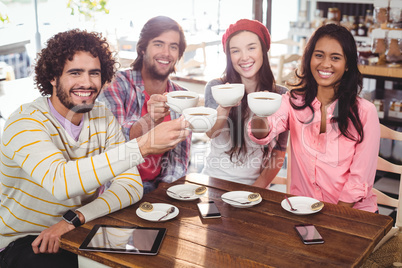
{"left": 99, "top": 16, "right": 192, "bottom": 194}
{"left": 0, "top": 29, "right": 189, "bottom": 268}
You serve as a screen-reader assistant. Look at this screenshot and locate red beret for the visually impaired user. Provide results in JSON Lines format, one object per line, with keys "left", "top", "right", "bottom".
{"left": 222, "top": 19, "right": 271, "bottom": 53}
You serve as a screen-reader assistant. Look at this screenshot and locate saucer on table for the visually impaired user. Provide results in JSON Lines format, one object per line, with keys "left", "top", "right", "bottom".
{"left": 281, "top": 196, "right": 323, "bottom": 215}
{"left": 221, "top": 191, "right": 262, "bottom": 208}
{"left": 136, "top": 203, "right": 179, "bottom": 222}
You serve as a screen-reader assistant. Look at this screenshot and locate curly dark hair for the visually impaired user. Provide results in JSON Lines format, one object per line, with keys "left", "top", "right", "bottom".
{"left": 34, "top": 29, "right": 117, "bottom": 96}
{"left": 290, "top": 23, "right": 364, "bottom": 143}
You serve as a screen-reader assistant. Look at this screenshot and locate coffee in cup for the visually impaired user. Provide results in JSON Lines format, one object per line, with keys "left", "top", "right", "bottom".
{"left": 211, "top": 83, "right": 245, "bottom": 107}
{"left": 247, "top": 92, "right": 282, "bottom": 117}
{"left": 166, "top": 91, "right": 199, "bottom": 114}
{"left": 182, "top": 107, "right": 217, "bottom": 133}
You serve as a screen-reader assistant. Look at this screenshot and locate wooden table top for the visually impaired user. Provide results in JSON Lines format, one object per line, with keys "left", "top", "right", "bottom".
{"left": 61, "top": 173, "right": 393, "bottom": 268}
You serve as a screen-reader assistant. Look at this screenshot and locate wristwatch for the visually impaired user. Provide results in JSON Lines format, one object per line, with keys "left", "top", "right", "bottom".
{"left": 62, "top": 210, "right": 82, "bottom": 227}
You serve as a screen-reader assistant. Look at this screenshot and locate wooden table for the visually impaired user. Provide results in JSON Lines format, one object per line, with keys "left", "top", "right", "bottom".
{"left": 61, "top": 174, "right": 393, "bottom": 268}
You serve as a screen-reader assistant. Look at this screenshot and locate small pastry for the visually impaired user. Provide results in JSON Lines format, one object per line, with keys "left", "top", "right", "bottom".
{"left": 248, "top": 193, "right": 261, "bottom": 202}
{"left": 139, "top": 202, "right": 153, "bottom": 212}
{"left": 195, "top": 186, "right": 207, "bottom": 195}
{"left": 311, "top": 201, "right": 324, "bottom": 211}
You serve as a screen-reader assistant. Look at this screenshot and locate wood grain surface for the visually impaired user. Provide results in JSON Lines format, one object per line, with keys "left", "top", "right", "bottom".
{"left": 61, "top": 173, "right": 393, "bottom": 268}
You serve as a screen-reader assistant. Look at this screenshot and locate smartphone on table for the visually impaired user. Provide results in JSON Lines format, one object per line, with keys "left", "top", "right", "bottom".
{"left": 294, "top": 224, "right": 324, "bottom": 245}
{"left": 197, "top": 201, "right": 221, "bottom": 218}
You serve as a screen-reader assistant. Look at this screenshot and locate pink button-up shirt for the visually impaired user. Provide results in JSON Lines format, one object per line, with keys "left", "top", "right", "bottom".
{"left": 248, "top": 93, "right": 380, "bottom": 212}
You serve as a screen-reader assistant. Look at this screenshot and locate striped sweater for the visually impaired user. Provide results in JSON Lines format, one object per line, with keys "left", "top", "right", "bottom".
{"left": 0, "top": 97, "right": 144, "bottom": 248}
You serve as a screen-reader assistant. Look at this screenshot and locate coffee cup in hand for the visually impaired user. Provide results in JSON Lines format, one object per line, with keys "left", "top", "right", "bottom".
{"left": 211, "top": 83, "right": 245, "bottom": 107}
{"left": 166, "top": 91, "right": 199, "bottom": 114}
{"left": 182, "top": 107, "right": 217, "bottom": 133}
{"left": 247, "top": 92, "right": 282, "bottom": 117}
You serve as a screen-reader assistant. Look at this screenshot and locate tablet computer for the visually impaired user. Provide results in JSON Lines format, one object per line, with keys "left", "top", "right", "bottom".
{"left": 79, "top": 224, "right": 166, "bottom": 255}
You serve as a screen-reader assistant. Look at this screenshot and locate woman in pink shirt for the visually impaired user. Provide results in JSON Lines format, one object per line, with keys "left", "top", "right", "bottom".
{"left": 249, "top": 24, "right": 380, "bottom": 212}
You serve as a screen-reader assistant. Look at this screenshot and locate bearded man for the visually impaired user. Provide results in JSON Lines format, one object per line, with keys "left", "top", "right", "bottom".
{"left": 0, "top": 29, "right": 189, "bottom": 268}
{"left": 99, "top": 16, "right": 192, "bottom": 194}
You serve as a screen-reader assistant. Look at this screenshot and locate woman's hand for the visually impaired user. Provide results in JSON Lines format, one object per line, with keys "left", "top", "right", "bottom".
{"left": 250, "top": 114, "right": 270, "bottom": 139}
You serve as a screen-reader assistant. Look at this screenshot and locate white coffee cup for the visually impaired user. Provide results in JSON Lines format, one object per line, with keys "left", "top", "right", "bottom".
{"left": 248, "top": 92, "right": 282, "bottom": 117}
{"left": 211, "top": 83, "right": 245, "bottom": 107}
{"left": 166, "top": 91, "right": 199, "bottom": 114}
{"left": 182, "top": 107, "right": 217, "bottom": 133}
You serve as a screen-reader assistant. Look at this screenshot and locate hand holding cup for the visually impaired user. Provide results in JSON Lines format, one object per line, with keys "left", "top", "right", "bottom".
{"left": 211, "top": 83, "right": 245, "bottom": 107}
{"left": 182, "top": 107, "right": 217, "bottom": 133}
{"left": 248, "top": 92, "right": 282, "bottom": 117}
{"left": 166, "top": 91, "right": 199, "bottom": 114}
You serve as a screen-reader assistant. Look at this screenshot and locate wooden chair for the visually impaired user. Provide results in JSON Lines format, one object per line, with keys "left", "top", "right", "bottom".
{"left": 363, "top": 125, "right": 402, "bottom": 267}
{"left": 269, "top": 38, "right": 305, "bottom": 85}
{"left": 372, "top": 125, "right": 402, "bottom": 250}
{"left": 177, "top": 42, "right": 207, "bottom": 75}
{"left": 270, "top": 139, "right": 291, "bottom": 193}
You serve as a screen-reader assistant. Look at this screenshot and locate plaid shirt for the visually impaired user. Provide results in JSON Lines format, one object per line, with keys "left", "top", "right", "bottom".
{"left": 98, "top": 69, "right": 191, "bottom": 184}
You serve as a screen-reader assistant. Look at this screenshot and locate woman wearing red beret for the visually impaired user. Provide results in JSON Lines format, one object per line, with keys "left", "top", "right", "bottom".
{"left": 201, "top": 19, "right": 289, "bottom": 187}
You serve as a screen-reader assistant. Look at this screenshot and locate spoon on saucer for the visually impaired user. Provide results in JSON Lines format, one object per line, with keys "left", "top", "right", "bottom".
{"left": 285, "top": 195, "right": 297, "bottom": 211}
{"left": 158, "top": 207, "right": 175, "bottom": 221}
{"left": 166, "top": 189, "right": 191, "bottom": 199}
{"left": 221, "top": 197, "right": 252, "bottom": 205}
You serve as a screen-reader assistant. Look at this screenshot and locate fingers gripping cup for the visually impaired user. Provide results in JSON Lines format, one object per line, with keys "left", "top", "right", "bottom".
{"left": 182, "top": 107, "right": 217, "bottom": 133}
{"left": 247, "top": 92, "right": 282, "bottom": 117}
{"left": 166, "top": 91, "right": 199, "bottom": 114}
{"left": 211, "top": 83, "right": 245, "bottom": 107}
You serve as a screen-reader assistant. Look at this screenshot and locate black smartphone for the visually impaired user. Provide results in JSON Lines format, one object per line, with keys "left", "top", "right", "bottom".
{"left": 197, "top": 201, "right": 221, "bottom": 218}
{"left": 294, "top": 224, "right": 324, "bottom": 245}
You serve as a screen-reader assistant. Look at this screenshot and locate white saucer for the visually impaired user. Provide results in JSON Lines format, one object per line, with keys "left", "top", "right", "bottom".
{"left": 281, "top": 196, "right": 323, "bottom": 215}
{"left": 166, "top": 184, "right": 205, "bottom": 201}
{"left": 136, "top": 203, "right": 179, "bottom": 222}
{"left": 221, "top": 191, "right": 262, "bottom": 208}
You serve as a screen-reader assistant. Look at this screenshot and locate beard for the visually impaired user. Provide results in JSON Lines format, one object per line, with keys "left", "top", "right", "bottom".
{"left": 56, "top": 79, "right": 100, "bottom": 114}
{"left": 142, "top": 53, "right": 175, "bottom": 81}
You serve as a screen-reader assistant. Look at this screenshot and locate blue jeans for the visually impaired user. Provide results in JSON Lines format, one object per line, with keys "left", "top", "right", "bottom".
{"left": 0, "top": 235, "right": 77, "bottom": 268}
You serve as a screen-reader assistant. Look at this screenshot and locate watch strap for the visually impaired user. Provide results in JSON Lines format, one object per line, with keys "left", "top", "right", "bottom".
{"left": 63, "top": 210, "right": 82, "bottom": 227}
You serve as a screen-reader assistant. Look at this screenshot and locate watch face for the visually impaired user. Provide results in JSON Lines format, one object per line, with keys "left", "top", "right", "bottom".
{"left": 64, "top": 210, "right": 77, "bottom": 221}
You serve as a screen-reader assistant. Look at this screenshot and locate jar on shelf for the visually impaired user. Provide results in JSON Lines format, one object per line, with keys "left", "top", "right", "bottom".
{"left": 313, "top": 9, "right": 324, "bottom": 28}
{"left": 373, "top": 0, "right": 389, "bottom": 25}
{"left": 389, "top": 0, "right": 402, "bottom": 26}
{"left": 349, "top": 16, "right": 358, "bottom": 35}
{"left": 327, "top": 7, "right": 341, "bottom": 24}
{"left": 386, "top": 30, "right": 402, "bottom": 63}
{"left": 365, "top": 9, "right": 374, "bottom": 25}
{"left": 371, "top": 28, "right": 388, "bottom": 55}
{"left": 389, "top": 99, "right": 402, "bottom": 119}
{"left": 340, "top": 15, "right": 351, "bottom": 30}
{"left": 358, "top": 23, "right": 368, "bottom": 36}
{"left": 373, "top": 99, "right": 385, "bottom": 119}
{"left": 365, "top": 9, "right": 375, "bottom": 33}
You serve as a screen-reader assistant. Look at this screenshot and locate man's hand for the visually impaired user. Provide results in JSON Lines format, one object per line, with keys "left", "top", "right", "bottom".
{"left": 31, "top": 220, "right": 75, "bottom": 254}
{"left": 137, "top": 116, "right": 190, "bottom": 157}
{"left": 148, "top": 94, "right": 170, "bottom": 124}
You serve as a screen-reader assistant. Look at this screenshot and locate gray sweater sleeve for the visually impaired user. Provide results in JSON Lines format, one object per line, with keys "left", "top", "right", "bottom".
{"left": 204, "top": 79, "right": 223, "bottom": 109}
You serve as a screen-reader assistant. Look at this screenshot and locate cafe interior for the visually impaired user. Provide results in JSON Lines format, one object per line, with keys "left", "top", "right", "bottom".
{"left": 0, "top": 0, "right": 401, "bottom": 267}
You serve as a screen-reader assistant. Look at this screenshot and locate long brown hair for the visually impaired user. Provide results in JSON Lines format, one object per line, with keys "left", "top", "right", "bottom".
{"left": 222, "top": 30, "right": 277, "bottom": 162}
{"left": 290, "top": 24, "right": 364, "bottom": 143}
